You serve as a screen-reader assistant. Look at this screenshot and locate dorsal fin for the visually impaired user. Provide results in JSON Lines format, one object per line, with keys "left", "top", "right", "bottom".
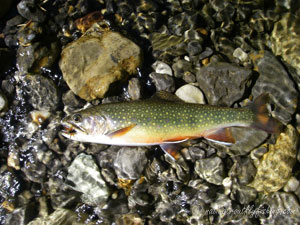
{"left": 151, "top": 91, "right": 184, "bottom": 102}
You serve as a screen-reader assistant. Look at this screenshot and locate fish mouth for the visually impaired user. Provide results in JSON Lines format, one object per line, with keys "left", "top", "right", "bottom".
{"left": 61, "top": 121, "right": 87, "bottom": 136}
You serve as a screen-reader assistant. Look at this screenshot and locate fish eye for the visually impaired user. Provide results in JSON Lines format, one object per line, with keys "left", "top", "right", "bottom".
{"left": 72, "top": 114, "right": 82, "bottom": 122}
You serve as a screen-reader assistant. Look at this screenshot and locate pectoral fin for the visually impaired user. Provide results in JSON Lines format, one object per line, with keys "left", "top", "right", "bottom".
{"left": 107, "top": 124, "right": 136, "bottom": 138}
{"left": 203, "top": 128, "right": 235, "bottom": 145}
{"left": 160, "top": 143, "right": 182, "bottom": 160}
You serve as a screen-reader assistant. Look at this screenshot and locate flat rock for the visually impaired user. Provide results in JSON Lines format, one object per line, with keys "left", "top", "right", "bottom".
{"left": 196, "top": 62, "right": 253, "bottom": 106}
{"left": 251, "top": 51, "right": 298, "bottom": 124}
{"left": 249, "top": 125, "right": 298, "bottom": 194}
{"left": 59, "top": 27, "right": 143, "bottom": 101}
{"left": 67, "top": 153, "right": 109, "bottom": 206}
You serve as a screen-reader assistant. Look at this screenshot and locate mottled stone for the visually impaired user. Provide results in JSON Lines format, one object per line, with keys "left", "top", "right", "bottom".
{"left": 149, "top": 72, "right": 175, "bottom": 92}
{"left": 249, "top": 125, "right": 298, "bottom": 193}
{"left": 113, "top": 147, "right": 148, "bottom": 180}
{"left": 127, "top": 78, "right": 142, "bottom": 100}
{"left": 195, "top": 156, "right": 225, "bottom": 185}
{"left": 229, "top": 157, "right": 257, "bottom": 185}
{"left": 196, "top": 62, "right": 253, "bottom": 106}
{"left": 67, "top": 153, "right": 109, "bottom": 206}
{"left": 172, "top": 59, "right": 192, "bottom": 78}
{"left": 175, "top": 84, "right": 205, "bottom": 104}
{"left": 24, "top": 74, "right": 59, "bottom": 111}
{"left": 251, "top": 51, "right": 298, "bottom": 124}
{"left": 258, "top": 192, "right": 300, "bottom": 224}
{"left": 60, "top": 26, "right": 142, "bottom": 101}
{"left": 233, "top": 47, "right": 248, "bottom": 62}
{"left": 271, "top": 12, "right": 300, "bottom": 75}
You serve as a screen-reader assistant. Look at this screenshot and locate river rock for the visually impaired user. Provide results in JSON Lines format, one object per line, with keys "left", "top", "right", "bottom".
{"left": 258, "top": 192, "right": 300, "bottom": 224}
{"left": 249, "top": 125, "right": 298, "bottom": 193}
{"left": 251, "top": 51, "right": 298, "bottom": 124}
{"left": 17, "top": 0, "right": 47, "bottom": 23}
{"left": 196, "top": 62, "right": 253, "bottom": 106}
{"left": 67, "top": 153, "right": 109, "bottom": 206}
{"left": 271, "top": 12, "right": 300, "bottom": 75}
{"left": 127, "top": 78, "right": 142, "bottom": 100}
{"left": 113, "top": 147, "right": 148, "bottom": 180}
{"left": 152, "top": 61, "right": 173, "bottom": 76}
{"left": 149, "top": 72, "right": 175, "bottom": 92}
{"left": 59, "top": 26, "right": 143, "bottom": 101}
{"left": 195, "top": 156, "right": 225, "bottom": 185}
{"left": 175, "top": 84, "right": 205, "bottom": 104}
{"left": 23, "top": 74, "right": 59, "bottom": 111}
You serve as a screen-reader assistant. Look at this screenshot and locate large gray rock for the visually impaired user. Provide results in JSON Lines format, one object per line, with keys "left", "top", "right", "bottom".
{"left": 251, "top": 51, "right": 298, "bottom": 124}
{"left": 196, "top": 62, "right": 253, "bottom": 106}
{"left": 114, "top": 147, "right": 148, "bottom": 180}
{"left": 59, "top": 25, "right": 143, "bottom": 101}
{"left": 67, "top": 153, "right": 109, "bottom": 206}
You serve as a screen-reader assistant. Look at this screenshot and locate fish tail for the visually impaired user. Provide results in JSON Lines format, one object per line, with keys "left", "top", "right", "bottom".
{"left": 249, "top": 94, "right": 282, "bottom": 134}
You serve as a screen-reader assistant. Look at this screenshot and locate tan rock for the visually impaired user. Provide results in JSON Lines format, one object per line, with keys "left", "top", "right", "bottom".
{"left": 249, "top": 125, "right": 298, "bottom": 194}
{"left": 59, "top": 27, "right": 143, "bottom": 101}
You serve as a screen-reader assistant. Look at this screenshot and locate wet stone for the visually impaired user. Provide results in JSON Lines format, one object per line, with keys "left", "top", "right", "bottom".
{"left": 23, "top": 74, "right": 59, "bottom": 111}
{"left": 0, "top": 91, "right": 8, "bottom": 114}
{"left": 198, "top": 47, "right": 213, "bottom": 60}
{"left": 228, "top": 127, "right": 268, "bottom": 156}
{"left": 175, "top": 84, "right": 205, "bottom": 104}
{"left": 233, "top": 47, "right": 248, "bottom": 62}
{"left": 229, "top": 157, "right": 257, "bottom": 185}
{"left": 258, "top": 192, "right": 300, "bottom": 224}
{"left": 187, "top": 40, "right": 203, "bottom": 56}
{"left": 195, "top": 156, "right": 225, "bottom": 185}
{"left": 127, "top": 78, "right": 142, "bottom": 100}
{"left": 182, "top": 71, "right": 196, "bottom": 83}
{"left": 67, "top": 153, "right": 109, "bottom": 206}
{"left": 251, "top": 51, "right": 298, "bottom": 124}
{"left": 17, "top": 0, "right": 47, "bottom": 23}
{"left": 172, "top": 59, "right": 192, "bottom": 78}
{"left": 60, "top": 27, "right": 142, "bottom": 101}
{"left": 0, "top": 167, "right": 21, "bottom": 200}
{"left": 249, "top": 125, "right": 298, "bottom": 193}
{"left": 62, "top": 90, "right": 85, "bottom": 114}
{"left": 196, "top": 62, "right": 253, "bottom": 106}
{"left": 149, "top": 72, "right": 175, "bottom": 92}
{"left": 151, "top": 60, "right": 173, "bottom": 76}
{"left": 113, "top": 147, "right": 148, "bottom": 180}
{"left": 231, "top": 184, "right": 257, "bottom": 205}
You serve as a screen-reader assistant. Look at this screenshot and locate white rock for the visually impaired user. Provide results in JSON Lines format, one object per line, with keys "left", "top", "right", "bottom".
{"left": 233, "top": 48, "right": 248, "bottom": 62}
{"left": 284, "top": 176, "right": 300, "bottom": 192}
{"left": 175, "top": 84, "right": 205, "bottom": 104}
{"left": 152, "top": 61, "right": 173, "bottom": 76}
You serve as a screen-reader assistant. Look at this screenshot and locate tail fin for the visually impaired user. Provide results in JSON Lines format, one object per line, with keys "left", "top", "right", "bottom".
{"left": 249, "top": 94, "right": 283, "bottom": 134}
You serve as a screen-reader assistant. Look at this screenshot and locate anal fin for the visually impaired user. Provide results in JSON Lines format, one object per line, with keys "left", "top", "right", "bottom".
{"left": 107, "top": 124, "right": 136, "bottom": 138}
{"left": 203, "top": 128, "right": 235, "bottom": 145}
{"left": 160, "top": 143, "right": 182, "bottom": 160}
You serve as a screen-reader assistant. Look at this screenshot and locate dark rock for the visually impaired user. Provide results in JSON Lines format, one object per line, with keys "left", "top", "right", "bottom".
{"left": 195, "top": 156, "right": 225, "bottom": 185}
{"left": 198, "top": 47, "right": 213, "bottom": 60}
{"left": 229, "top": 157, "right": 257, "bottom": 185}
{"left": 196, "top": 62, "right": 253, "bottom": 106}
{"left": 172, "top": 59, "right": 192, "bottom": 78}
{"left": 113, "top": 147, "right": 148, "bottom": 180}
{"left": 149, "top": 72, "right": 175, "bottom": 92}
{"left": 231, "top": 184, "right": 257, "bottom": 205}
{"left": 23, "top": 74, "right": 59, "bottom": 111}
{"left": 17, "top": 0, "right": 47, "bottom": 23}
{"left": 187, "top": 40, "right": 203, "bottom": 56}
{"left": 167, "top": 12, "right": 198, "bottom": 36}
{"left": 0, "top": 167, "right": 21, "bottom": 199}
{"left": 251, "top": 51, "right": 298, "bottom": 124}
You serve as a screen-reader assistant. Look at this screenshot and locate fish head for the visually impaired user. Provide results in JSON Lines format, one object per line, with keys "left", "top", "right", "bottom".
{"left": 61, "top": 110, "right": 107, "bottom": 142}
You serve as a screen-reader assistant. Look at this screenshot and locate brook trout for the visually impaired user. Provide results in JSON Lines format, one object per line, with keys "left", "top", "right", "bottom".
{"left": 61, "top": 92, "right": 281, "bottom": 159}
